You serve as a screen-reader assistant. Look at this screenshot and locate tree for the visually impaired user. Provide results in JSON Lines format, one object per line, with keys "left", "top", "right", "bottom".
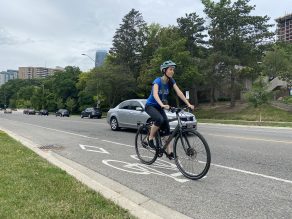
{"left": 245, "top": 77, "right": 271, "bottom": 122}
{"left": 202, "top": 0, "right": 274, "bottom": 107}
{"left": 177, "top": 12, "right": 207, "bottom": 57}
{"left": 56, "top": 98, "right": 64, "bottom": 109}
{"left": 51, "top": 66, "right": 81, "bottom": 103}
{"left": 93, "top": 63, "right": 136, "bottom": 107}
{"left": 262, "top": 45, "right": 292, "bottom": 88}
{"left": 66, "top": 97, "right": 76, "bottom": 113}
{"left": 109, "top": 9, "right": 147, "bottom": 80}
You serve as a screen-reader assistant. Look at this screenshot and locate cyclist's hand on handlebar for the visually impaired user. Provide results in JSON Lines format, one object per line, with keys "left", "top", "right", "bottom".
{"left": 162, "top": 104, "right": 170, "bottom": 110}
{"left": 187, "top": 104, "right": 195, "bottom": 110}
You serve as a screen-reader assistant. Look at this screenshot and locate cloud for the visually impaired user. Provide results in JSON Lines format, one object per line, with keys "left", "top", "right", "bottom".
{"left": 0, "top": 27, "right": 35, "bottom": 46}
{"left": 0, "top": 0, "right": 291, "bottom": 72}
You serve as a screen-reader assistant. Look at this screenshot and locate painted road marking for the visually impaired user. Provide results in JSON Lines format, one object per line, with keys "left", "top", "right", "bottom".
{"left": 2, "top": 119, "right": 292, "bottom": 184}
{"left": 207, "top": 133, "right": 292, "bottom": 144}
{"left": 79, "top": 144, "right": 109, "bottom": 154}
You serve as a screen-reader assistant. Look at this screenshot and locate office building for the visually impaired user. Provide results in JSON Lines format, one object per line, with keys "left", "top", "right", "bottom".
{"left": 95, "top": 50, "right": 107, "bottom": 67}
{"left": 275, "top": 13, "right": 292, "bottom": 42}
{"left": 0, "top": 69, "right": 18, "bottom": 86}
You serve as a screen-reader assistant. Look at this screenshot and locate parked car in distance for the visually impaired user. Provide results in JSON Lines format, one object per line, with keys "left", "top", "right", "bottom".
{"left": 81, "top": 107, "right": 102, "bottom": 119}
{"left": 23, "top": 109, "right": 29, "bottom": 114}
{"left": 107, "top": 99, "right": 197, "bottom": 131}
{"left": 39, "top": 109, "right": 49, "bottom": 116}
{"left": 4, "top": 108, "right": 12, "bottom": 114}
{"left": 55, "top": 109, "right": 70, "bottom": 117}
{"left": 27, "top": 109, "right": 36, "bottom": 115}
{"left": 23, "top": 109, "right": 35, "bottom": 115}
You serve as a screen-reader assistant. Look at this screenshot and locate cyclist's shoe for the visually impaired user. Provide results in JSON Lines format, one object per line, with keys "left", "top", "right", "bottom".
{"left": 166, "top": 152, "right": 175, "bottom": 160}
{"left": 148, "top": 139, "right": 156, "bottom": 149}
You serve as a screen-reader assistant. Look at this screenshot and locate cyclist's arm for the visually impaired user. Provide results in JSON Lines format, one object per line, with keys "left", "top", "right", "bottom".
{"left": 153, "top": 84, "right": 169, "bottom": 109}
{"left": 173, "top": 84, "right": 194, "bottom": 110}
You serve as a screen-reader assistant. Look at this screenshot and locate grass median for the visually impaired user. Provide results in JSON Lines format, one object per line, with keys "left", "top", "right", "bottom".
{"left": 0, "top": 131, "right": 135, "bottom": 219}
{"left": 195, "top": 103, "right": 292, "bottom": 128}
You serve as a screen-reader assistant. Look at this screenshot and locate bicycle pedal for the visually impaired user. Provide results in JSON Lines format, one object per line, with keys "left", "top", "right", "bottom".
{"left": 157, "top": 148, "right": 164, "bottom": 157}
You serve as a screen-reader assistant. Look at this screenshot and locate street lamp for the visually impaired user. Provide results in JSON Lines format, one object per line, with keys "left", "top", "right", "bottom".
{"left": 81, "top": 53, "right": 95, "bottom": 63}
{"left": 81, "top": 53, "right": 100, "bottom": 108}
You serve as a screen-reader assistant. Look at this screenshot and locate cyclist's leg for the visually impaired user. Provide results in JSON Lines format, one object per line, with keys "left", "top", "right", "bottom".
{"left": 145, "top": 105, "right": 164, "bottom": 143}
{"left": 160, "top": 109, "right": 173, "bottom": 156}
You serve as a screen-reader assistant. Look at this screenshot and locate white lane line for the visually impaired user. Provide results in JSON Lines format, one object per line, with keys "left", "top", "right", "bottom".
{"left": 206, "top": 133, "right": 292, "bottom": 144}
{"left": 170, "top": 172, "right": 184, "bottom": 177}
{"left": 101, "top": 140, "right": 134, "bottom": 148}
{"left": 3, "top": 118, "right": 292, "bottom": 184}
{"left": 212, "top": 163, "right": 292, "bottom": 185}
{"left": 8, "top": 120, "right": 100, "bottom": 140}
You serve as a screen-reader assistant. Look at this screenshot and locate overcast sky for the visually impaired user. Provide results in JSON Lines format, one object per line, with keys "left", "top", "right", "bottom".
{"left": 1, "top": 0, "right": 292, "bottom": 72}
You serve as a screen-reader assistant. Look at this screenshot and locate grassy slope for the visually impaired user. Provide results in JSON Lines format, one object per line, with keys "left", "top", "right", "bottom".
{"left": 0, "top": 131, "right": 135, "bottom": 219}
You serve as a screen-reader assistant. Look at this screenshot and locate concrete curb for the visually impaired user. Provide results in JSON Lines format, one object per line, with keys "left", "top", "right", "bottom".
{"left": 0, "top": 127, "right": 191, "bottom": 219}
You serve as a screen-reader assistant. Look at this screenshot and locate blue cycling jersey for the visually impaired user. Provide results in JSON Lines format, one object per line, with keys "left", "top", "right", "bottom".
{"left": 146, "top": 77, "right": 176, "bottom": 108}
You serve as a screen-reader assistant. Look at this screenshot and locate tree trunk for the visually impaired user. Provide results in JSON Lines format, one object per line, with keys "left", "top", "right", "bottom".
{"left": 210, "top": 85, "right": 216, "bottom": 106}
{"left": 191, "top": 86, "right": 199, "bottom": 106}
{"left": 230, "top": 72, "right": 236, "bottom": 108}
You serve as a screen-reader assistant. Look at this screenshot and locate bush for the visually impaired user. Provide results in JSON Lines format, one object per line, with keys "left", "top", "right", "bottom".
{"left": 283, "top": 96, "right": 292, "bottom": 105}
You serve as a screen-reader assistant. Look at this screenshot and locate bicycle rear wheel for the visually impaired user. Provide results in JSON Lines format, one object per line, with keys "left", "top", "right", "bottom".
{"left": 174, "top": 130, "right": 211, "bottom": 180}
{"left": 135, "top": 124, "right": 158, "bottom": 165}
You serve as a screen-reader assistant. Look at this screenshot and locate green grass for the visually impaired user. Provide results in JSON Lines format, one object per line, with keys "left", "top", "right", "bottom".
{"left": 195, "top": 104, "right": 292, "bottom": 127}
{"left": 0, "top": 131, "right": 135, "bottom": 219}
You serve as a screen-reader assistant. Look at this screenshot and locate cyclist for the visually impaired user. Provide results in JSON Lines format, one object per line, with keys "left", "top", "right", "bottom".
{"left": 145, "top": 60, "right": 195, "bottom": 159}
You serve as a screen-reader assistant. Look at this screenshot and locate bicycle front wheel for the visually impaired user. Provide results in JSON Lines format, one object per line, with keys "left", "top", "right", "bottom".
{"left": 174, "top": 131, "right": 211, "bottom": 180}
{"left": 135, "top": 125, "right": 158, "bottom": 165}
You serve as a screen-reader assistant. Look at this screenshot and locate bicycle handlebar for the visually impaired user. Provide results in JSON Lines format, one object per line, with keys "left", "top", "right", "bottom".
{"left": 169, "top": 106, "right": 193, "bottom": 114}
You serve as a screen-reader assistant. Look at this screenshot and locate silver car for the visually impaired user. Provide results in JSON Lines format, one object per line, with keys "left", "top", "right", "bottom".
{"left": 107, "top": 99, "right": 197, "bottom": 131}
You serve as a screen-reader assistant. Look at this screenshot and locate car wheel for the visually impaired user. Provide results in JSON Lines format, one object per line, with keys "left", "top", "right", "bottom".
{"left": 89, "top": 114, "right": 92, "bottom": 119}
{"left": 81, "top": 115, "right": 84, "bottom": 118}
{"left": 110, "top": 117, "right": 120, "bottom": 131}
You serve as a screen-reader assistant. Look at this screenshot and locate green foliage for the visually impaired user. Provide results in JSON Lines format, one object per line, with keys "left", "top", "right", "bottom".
{"left": 202, "top": 0, "right": 274, "bottom": 106}
{"left": 56, "top": 98, "right": 64, "bottom": 109}
{"left": 245, "top": 77, "right": 271, "bottom": 108}
{"left": 66, "top": 97, "right": 76, "bottom": 112}
{"left": 93, "top": 64, "right": 136, "bottom": 107}
{"left": 283, "top": 96, "right": 292, "bottom": 105}
{"left": 2, "top": 6, "right": 291, "bottom": 112}
{"left": 262, "top": 44, "right": 292, "bottom": 86}
{"left": 177, "top": 12, "right": 206, "bottom": 57}
{"left": 109, "top": 8, "right": 147, "bottom": 80}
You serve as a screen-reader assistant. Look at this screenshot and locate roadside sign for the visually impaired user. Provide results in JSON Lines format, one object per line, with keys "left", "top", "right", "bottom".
{"left": 186, "top": 91, "right": 189, "bottom": 100}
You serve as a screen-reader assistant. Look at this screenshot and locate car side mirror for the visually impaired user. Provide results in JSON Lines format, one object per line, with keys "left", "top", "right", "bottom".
{"left": 136, "top": 107, "right": 143, "bottom": 112}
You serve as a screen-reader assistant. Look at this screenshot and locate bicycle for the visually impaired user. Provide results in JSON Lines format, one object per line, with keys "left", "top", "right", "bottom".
{"left": 135, "top": 107, "right": 211, "bottom": 180}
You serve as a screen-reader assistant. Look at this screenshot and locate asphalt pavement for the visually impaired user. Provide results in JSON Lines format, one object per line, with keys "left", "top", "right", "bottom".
{"left": 0, "top": 111, "right": 292, "bottom": 219}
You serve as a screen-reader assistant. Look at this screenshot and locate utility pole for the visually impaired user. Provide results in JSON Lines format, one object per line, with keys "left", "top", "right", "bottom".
{"left": 81, "top": 53, "right": 100, "bottom": 108}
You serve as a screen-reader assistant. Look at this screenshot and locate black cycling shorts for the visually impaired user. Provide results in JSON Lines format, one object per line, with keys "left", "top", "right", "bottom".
{"left": 145, "top": 104, "right": 170, "bottom": 135}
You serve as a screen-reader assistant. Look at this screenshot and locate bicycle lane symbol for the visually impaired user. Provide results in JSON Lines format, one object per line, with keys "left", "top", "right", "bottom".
{"left": 102, "top": 155, "right": 189, "bottom": 183}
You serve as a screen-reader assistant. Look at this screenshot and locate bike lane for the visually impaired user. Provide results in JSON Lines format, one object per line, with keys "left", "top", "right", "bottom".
{"left": 1, "top": 116, "right": 292, "bottom": 218}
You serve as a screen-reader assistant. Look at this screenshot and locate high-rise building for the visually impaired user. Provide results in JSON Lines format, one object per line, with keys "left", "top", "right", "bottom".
{"left": 95, "top": 50, "right": 107, "bottom": 67}
{"left": 0, "top": 69, "right": 18, "bottom": 86}
{"left": 275, "top": 13, "right": 292, "bottom": 43}
{"left": 18, "top": 67, "right": 63, "bottom": 79}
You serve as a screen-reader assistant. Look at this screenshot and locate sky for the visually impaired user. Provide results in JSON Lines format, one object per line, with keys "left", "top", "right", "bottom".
{"left": 0, "top": 0, "right": 292, "bottom": 72}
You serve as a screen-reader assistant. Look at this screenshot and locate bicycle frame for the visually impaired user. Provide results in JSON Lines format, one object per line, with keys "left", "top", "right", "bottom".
{"left": 157, "top": 108, "right": 185, "bottom": 151}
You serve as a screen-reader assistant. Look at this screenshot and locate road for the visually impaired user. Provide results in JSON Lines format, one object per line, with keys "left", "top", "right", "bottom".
{"left": 0, "top": 112, "right": 291, "bottom": 218}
